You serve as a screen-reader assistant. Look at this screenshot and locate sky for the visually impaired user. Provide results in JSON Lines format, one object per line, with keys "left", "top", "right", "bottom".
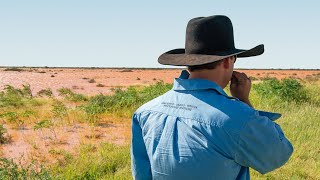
{"left": 0, "top": 1, "right": 319, "bottom": 69}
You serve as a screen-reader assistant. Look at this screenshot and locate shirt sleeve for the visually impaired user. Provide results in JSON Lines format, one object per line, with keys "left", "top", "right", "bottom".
{"left": 131, "top": 113, "right": 152, "bottom": 180}
{"left": 233, "top": 111, "right": 294, "bottom": 174}
{"left": 257, "top": 110, "right": 282, "bottom": 121}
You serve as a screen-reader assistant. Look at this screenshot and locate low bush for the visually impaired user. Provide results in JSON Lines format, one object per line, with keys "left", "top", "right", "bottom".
{"left": 3, "top": 68, "right": 24, "bottom": 72}
{"left": 96, "top": 83, "right": 105, "bottom": 87}
{"left": 0, "top": 158, "right": 52, "bottom": 179}
{"left": 0, "top": 125, "right": 12, "bottom": 144}
{"left": 57, "top": 88, "right": 87, "bottom": 102}
{"left": 82, "top": 81, "right": 172, "bottom": 118}
{"left": 253, "top": 78, "right": 309, "bottom": 103}
{"left": 51, "top": 100, "right": 68, "bottom": 118}
{"left": 51, "top": 143, "right": 131, "bottom": 179}
{"left": 37, "top": 88, "right": 53, "bottom": 97}
{"left": 0, "top": 85, "right": 35, "bottom": 107}
{"left": 88, "top": 79, "right": 96, "bottom": 83}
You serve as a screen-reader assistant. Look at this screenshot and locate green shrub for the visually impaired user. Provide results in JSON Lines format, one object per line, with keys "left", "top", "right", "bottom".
{"left": 0, "top": 158, "right": 52, "bottom": 179}
{"left": 254, "top": 78, "right": 309, "bottom": 103}
{"left": 51, "top": 101, "right": 68, "bottom": 118}
{"left": 33, "top": 119, "right": 58, "bottom": 142}
{"left": 37, "top": 88, "right": 53, "bottom": 97}
{"left": 0, "top": 85, "right": 35, "bottom": 107}
{"left": 33, "top": 119, "right": 53, "bottom": 130}
{"left": 0, "top": 125, "right": 12, "bottom": 144}
{"left": 82, "top": 81, "right": 172, "bottom": 118}
{"left": 0, "top": 112, "right": 19, "bottom": 123}
{"left": 21, "top": 84, "right": 33, "bottom": 98}
{"left": 51, "top": 143, "right": 131, "bottom": 179}
{"left": 22, "top": 110, "right": 37, "bottom": 118}
{"left": 0, "top": 86, "right": 24, "bottom": 107}
{"left": 57, "top": 88, "right": 87, "bottom": 102}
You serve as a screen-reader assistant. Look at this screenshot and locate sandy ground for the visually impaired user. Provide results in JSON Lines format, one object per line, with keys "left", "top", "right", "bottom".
{"left": 1, "top": 68, "right": 319, "bottom": 166}
{"left": 0, "top": 68, "right": 319, "bottom": 96}
{"left": 0, "top": 122, "right": 130, "bottom": 166}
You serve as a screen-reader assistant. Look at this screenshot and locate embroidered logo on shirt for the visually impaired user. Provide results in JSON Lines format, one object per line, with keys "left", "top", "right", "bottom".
{"left": 161, "top": 102, "right": 197, "bottom": 111}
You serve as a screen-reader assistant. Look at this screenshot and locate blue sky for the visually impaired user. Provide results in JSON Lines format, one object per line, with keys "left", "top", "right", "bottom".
{"left": 0, "top": 1, "right": 319, "bottom": 69}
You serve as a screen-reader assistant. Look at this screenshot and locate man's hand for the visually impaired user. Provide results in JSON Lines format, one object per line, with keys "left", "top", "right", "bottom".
{"left": 230, "top": 71, "right": 253, "bottom": 107}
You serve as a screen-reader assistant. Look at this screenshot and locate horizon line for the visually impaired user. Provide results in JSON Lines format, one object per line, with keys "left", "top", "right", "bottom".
{"left": 0, "top": 66, "right": 319, "bottom": 71}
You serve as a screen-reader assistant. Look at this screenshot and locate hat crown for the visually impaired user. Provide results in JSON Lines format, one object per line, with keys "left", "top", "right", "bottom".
{"left": 185, "top": 15, "right": 235, "bottom": 55}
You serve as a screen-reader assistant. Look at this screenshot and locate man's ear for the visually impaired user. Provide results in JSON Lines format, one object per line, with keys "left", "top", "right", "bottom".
{"left": 222, "top": 57, "right": 232, "bottom": 69}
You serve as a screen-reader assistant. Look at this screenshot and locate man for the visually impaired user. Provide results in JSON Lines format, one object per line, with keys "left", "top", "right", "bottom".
{"left": 131, "top": 15, "right": 293, "bottom": 180}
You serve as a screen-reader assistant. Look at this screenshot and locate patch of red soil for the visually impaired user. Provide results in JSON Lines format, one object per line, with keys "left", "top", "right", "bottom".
{"left": 0, "top": 122, "right": 130, "bottom": 166}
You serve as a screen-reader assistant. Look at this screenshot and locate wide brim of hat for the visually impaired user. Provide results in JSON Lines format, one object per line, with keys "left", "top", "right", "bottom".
{"left": 158, "top": 44, "right": 264, "bottom": 66}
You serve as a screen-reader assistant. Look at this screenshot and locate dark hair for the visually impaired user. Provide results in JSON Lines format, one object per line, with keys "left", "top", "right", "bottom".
{"left": 187, "top": 56, "right": 236, "bottom": 72}
{"left": 188, "top": 60, "right": 223, "bottom": 72}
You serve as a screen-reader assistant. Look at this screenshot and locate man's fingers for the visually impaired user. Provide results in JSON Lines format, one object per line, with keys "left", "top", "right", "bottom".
{"left": 232, "top": 72, "right": 252, "bottom": 84}
{"left": 232, "top": 71, "right": 241, "bottom": 77}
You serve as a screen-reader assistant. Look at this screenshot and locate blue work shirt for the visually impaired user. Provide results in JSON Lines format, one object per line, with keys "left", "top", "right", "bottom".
{"left": 131, "top": 70, "right": 293, "bottom": 180}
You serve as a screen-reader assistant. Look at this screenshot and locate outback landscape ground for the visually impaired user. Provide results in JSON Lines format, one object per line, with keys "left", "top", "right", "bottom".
{"left": 1, "top": 67, "right": 319, "bottom": 96}
{"left": 0, "top": 67, "right": 319, "bottom": 179}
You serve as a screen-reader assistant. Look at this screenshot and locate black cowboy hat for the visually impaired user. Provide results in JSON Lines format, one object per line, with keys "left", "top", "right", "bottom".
{"left": 158, "top": 15, "right": 264, "bottom": 66}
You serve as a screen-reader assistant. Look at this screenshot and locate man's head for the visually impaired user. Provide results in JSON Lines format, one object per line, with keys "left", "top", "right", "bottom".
{"left": 188, "top": 56, "right": 237, "bottom": 88}
{"left": 188, "top": 55, "right": 237, "bottom": 72}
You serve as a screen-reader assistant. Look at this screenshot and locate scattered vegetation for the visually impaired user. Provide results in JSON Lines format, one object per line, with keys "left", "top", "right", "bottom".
{"left": 0, "top": 112, "right": 19, "bottom": 124}
{"left": 57, "top": 88, "right": 88, "bottom": 102}
{"left": 119, "top": 69, "right": 133, "bottom": 72}
{"left": 249, "top": 76, "right": 258, "bottom": 80}
{"left": 88, "top": 79, "right": 96, "bottom": 83}
{"left": 3, "top": 68, "right": 24, "bottom": 72}
{"left": 0, "top": 112, "right": 25, "bottom": 129}
{"left": 0, "top": 125, "right": 12, "bottom": 144}
{"left": 71, "top": 85, "right": 80, "bottom": 90}
{"left": 37, "top": 88, "right": 53, "bottom": 97}
{"left": 0, "top": 158, "right": 52, "bottom": 179}
{"left": 51, "top": 143, "right": 131, "bottom": 179}
{"left": 254, "top": 78, "right": 309, "bottom": 103}
{"left": 51, "top": 100, "right": 68, "bottom": 119}
{"left": 34, "top": 119, "right": 58, "bottom": 142}
{"left": 305, "top": 74, "right": 320, "bottom": 81}
{"left": 0, "top": 77, "right": 319, "bottom": 179}
{"left": 96, "top": 83, "right": 105, "bottom": 87}
{"left": 33, "top": 119, "right": 53, "bottom": 130}
{"left": 82, "top": 81, "right": 172, "bottom": 119}
{"left": 0, "top": 85, "right": 35, "bottom": 107}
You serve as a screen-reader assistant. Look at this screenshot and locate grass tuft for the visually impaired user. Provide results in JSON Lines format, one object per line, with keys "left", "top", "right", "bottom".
{"left": 0, "top": 125, "right": 12, "bottom": 144}
{"left": 37, "top": 88, "right": 53, "bottom": 97}
{"left": 57, "top": 88, "right": 88, "bottom": 102}
{"left": 0, "top": 158, "right": 52, "bottom": 179}
{"left": 51, "top": 143, "right": 131, "bottom": 179}
{"left": 82, "top": 81, "right": 172, "bottom": 119}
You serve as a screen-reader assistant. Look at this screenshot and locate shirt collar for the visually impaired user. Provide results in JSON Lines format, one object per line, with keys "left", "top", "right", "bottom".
{"left": 173, "top": 70, "right": 236, "bottom": 99}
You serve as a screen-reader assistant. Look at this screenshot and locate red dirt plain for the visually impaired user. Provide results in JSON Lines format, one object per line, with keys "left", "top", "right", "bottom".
{"left": 1, "top": 68, "right": 319, "bottom": 166}
{"left": 1, "top": 68, "right": 319, "bottom": 96}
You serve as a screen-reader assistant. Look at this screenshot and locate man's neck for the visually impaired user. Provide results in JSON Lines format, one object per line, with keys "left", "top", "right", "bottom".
{"left": 188, "top": 69, "right": 227, "bottom": 88}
